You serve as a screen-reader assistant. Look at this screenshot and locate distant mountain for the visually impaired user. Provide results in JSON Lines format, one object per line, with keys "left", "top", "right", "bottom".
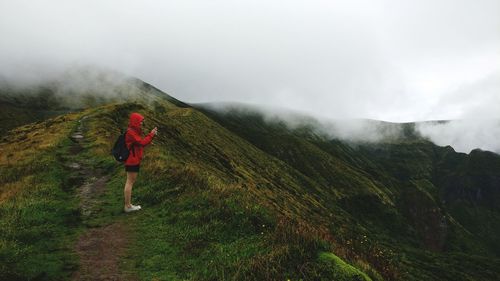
{"left": 1, "top": 71, "right": 499, "bottom": 280}
{"left": 0, "top": 67, "right": 189, "bottom": 133}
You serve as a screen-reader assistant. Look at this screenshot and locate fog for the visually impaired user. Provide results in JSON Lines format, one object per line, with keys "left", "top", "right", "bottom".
{"left": 417, "top": 120, "right": 500, "bottom": 154}
{"left": 0, "top": 0, "right": 499, "bottom": 152}
{"left": 200, "top": 102, "right": 406, "bottom": 144}
{"left": 0, "top": 65, "right": 171, "bottom": 111}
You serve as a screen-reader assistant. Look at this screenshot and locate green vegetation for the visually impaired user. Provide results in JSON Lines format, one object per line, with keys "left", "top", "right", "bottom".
{"left": 317, "top": 252, "right": 372, "bottom": 281}
{"left": 0, "top": 114, "right": 82, "bottom": 280}
{"left": 1, "top": 78, "right": 500, "bottom": 280}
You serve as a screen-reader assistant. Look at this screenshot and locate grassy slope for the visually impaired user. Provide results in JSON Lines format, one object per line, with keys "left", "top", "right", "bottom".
{"left": 83, "top": 100, "right": 373, "bottom": 281}
{"left": 1, "top": 83, "right": 500, "bottom": 280}
{"left": 0, "top": 112, "right": 83, "bottom": 280}
{"left": 195, "top": 105, "right": 500, "bottom": 280}
{"left": 0, "top": 96, "right": 72, "bottom": 134}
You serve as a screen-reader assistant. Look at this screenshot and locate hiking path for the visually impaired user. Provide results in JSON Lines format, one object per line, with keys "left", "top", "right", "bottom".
{"left": 62, "top": 115, "right": 138, "bottom": 281}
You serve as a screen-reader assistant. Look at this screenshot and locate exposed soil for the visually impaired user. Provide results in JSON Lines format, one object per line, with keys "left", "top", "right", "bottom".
{"left": 66, "top": 116, "right": 137, "bottom": 281}
{"left": 78, "top": 175, "right": 111, "bottom": 217}
{"left": 72, "top": 222, "right": 137, "bottom": 281}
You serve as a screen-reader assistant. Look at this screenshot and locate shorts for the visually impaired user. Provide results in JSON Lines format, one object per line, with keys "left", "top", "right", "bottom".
{"left": 125, "top": 165, "right": 140, "bottom": 172}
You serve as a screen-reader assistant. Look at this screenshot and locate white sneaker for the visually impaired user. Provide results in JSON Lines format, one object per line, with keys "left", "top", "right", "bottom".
{"left": 124, "top": 204, "right": 141, "bottom": 213}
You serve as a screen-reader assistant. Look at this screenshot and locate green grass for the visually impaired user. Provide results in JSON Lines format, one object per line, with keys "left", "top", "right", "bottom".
{"left": 317, "top": 252, "right": 372, "bottom": 281}
{"left": 0, "top": 117, "right": 82, "bottom": 280}
{"left": 127, "top": 190, "right": 273, "bottom": 280}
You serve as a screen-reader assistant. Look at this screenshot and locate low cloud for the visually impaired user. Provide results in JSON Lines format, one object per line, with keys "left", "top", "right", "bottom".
{"left": 203, "top": 101, "right": 500, "bottom": 154}
{"left": 0, "top": 66, "right": 161, "bottom": 109}
{"left": 199, "top": 102, "right": 405, "bottom": 143}
{"left": 417, "top": 120, "right": 500, "bottom": 154}
{"left": 415, "top": 72, "right": 500, "bottom": 153}
{"left": 3, "top": 65, "right": 500, "bottom": 154}
{"left": 313, "top": 119, "right": 405, "bottom": 143}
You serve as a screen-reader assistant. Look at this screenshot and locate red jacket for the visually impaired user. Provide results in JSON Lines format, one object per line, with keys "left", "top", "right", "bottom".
{"left": 125, "top": 112, "right": 155, "bottom": 166}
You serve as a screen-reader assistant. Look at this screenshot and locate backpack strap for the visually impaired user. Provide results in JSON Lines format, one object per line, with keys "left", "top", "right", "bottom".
{"left": 125, "top": 128, "right": 136, "bottom": 157}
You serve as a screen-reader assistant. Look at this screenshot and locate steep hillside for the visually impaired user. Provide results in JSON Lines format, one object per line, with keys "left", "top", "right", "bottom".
{"left": 1, "top": 77, "right": 500, "bottom": 280}
{"left": 194, "top": 103, "right": 500, "bottom": 279}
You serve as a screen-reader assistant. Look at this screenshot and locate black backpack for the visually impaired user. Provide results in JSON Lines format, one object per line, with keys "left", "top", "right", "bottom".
{"left": 111, "top": 129, "right": 134, "bottom": 162}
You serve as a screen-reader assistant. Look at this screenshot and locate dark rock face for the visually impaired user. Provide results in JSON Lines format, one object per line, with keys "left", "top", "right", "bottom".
{"left": 436, "top": 148, "right": 500, "bottom": 209}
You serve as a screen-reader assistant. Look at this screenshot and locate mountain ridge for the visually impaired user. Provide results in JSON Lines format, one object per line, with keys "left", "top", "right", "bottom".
{"left": 1, "top": 74, "right": 500, "bottom": 280}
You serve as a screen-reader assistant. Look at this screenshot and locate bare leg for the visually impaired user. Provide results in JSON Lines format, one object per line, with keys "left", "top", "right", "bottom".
{"left": 124, "top": 171, "right": 138, "bottom": 208}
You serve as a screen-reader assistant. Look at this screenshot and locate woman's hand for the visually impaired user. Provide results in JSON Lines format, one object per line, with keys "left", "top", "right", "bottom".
{"left": 151, "top": 127, "right": 158, "bottom": 135}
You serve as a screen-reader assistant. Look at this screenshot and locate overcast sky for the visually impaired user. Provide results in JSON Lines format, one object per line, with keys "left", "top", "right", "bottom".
{"left": 0, "top": 0, "right": 499, "bottom": 122}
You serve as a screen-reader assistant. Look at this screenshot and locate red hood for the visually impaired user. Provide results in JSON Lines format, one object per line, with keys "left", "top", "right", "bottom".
{"left": 128, "top": 112, "right": 144, "bottom": 130}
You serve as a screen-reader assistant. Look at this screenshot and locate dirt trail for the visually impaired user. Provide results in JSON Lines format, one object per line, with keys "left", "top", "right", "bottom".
{"left": 72, "top": 222, "right": 136, "bottom": 281}
{"left": 64, "top": 116, "right": 138, "bottom": 281}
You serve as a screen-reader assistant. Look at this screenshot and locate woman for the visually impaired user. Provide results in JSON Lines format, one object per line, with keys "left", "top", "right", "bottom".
{"left": 123, "top": 112, "right": 157, "bottom": 213}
